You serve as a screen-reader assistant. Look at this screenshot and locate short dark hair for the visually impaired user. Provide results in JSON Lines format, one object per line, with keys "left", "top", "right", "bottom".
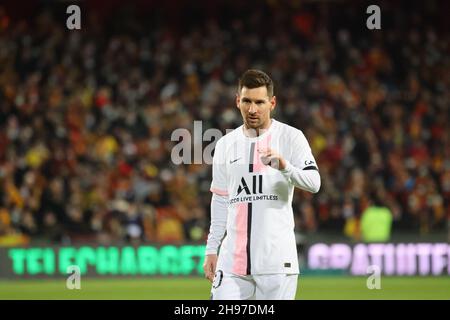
{"left": 238, "top": 69, "right": 274, "bottom": 97}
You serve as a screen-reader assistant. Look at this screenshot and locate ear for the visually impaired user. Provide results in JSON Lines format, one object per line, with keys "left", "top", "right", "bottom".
{"left": 236, "top": 94, "right": 240, "bottom": 110}
{"left": 270, "top": 95, "right": 276, "bottom": 111}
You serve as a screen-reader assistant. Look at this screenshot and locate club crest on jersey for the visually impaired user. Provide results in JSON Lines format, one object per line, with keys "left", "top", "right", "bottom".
{"left": 236, "top": 175, "right": 263, "bottom": 196}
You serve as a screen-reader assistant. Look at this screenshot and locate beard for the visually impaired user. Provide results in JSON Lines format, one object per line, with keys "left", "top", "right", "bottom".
{"left": 243, "top": 115, "right": 272, "bottom": 137}
{"left": 245, "top": 116, "right": 261, "bottom": 128}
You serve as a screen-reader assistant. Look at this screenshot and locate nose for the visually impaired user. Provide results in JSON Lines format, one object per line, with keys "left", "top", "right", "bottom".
{"left": 248, "top": 103, "right": 258, "bottom": 114}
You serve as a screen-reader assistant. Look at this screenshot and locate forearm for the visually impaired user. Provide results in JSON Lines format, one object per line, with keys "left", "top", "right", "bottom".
{"left": 205, "top": 193, "right": 228, "bottom": 255}
{"left": 280, "top": 160, "right": 321, "bottom": 193}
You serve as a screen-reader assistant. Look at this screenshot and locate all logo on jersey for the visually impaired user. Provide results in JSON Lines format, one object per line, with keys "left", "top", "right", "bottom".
{"left": 230, "top": 175, "right": 279, "bottom": 204}
{"left": 236, "top": 175, "right": 263, "bottom": 196}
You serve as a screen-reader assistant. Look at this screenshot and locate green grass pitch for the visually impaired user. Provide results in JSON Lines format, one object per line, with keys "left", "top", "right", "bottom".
{"left": 0, "top": 276, "right": 449, "bottom": 300}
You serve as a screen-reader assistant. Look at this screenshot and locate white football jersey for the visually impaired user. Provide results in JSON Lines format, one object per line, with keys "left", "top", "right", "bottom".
{"left": 210, "top": 119, "right": 319, "bottom": 275}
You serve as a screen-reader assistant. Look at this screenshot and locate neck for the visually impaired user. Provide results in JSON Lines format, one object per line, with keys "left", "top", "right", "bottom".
{"left": 244, "top": 118, "right": 272, "bottom": 137}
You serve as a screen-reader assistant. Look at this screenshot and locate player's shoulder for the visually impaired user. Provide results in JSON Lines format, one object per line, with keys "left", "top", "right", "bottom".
{"left": 215, "top": 125, "right": 243, "bottom": 149}
{"left": 217, "top": 126, "right": 242, "bottom": 145}
{"left": 274, "top": 119, "right": 306, "bottom": 140}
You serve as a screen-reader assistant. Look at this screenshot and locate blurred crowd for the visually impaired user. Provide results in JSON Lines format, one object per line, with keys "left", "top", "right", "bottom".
{"left": 0, "top": 0, "right": 448, "bottom": 246}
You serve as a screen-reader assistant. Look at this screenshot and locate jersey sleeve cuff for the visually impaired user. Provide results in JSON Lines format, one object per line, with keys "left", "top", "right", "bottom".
{"left": 205, "top": 248, "right": 218, "bottom": 255}
{"left": 210, "top": 187, "right": 228, "bottom": 196}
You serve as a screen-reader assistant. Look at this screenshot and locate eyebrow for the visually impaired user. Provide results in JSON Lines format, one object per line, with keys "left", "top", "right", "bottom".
{"left": 241, "top": 97, "right": 267, "bottom": 103}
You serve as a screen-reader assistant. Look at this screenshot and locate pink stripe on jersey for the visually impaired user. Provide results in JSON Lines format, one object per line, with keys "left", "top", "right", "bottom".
{"left": 232, "top": 202, "right": 248, "bottom": 275}
{"left": 210, "top": 187, "right": 229, "bottom": 196}
{"left": 253, "top": 134, "right": 272, "bottom": 173}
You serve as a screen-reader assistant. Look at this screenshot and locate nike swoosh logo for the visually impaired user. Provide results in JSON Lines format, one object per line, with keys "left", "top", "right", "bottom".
{"left": 230, "top": 158, "right": 241, "bottom": 164}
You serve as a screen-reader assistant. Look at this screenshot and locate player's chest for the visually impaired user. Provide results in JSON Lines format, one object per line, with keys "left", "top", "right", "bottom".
{"left": 224, "top": 137, "right": 289, "bottom": 178}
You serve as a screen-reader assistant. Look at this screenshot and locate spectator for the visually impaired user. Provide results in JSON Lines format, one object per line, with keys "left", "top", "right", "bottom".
{"left": 0, "top": 0, "right": 447, "bottom": 245}
{"left": 360, "top": 192, "right": 393, "bottom": 242}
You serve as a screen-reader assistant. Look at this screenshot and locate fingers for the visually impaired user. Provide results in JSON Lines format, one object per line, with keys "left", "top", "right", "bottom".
{"left": 205, "top": 264, "right": 215, "bottom": 282}
{"left": 257, "top": 148, "right": 271, "bottom": 156}
{"left": 258, "top": 149, "right": 281, "bottom": 169}
{"left": 203, "top": 255, "right": 218, "bottom": 283}
{"left": 258, "top": 148, "right": 272, "bottom": 165}
{"left": 203, "top": 263, "right": 210, "bottom": 280}
{"left": 268, "top": 157, "right": 281, "bottom": 169}
{"left": 209, "top": 260, "right": 217, "bottom": 282}
{"left": 203, "top": 261, "right": 216, "bottom": 282}
{"left": 258, "top": 148, "right": 278, "bottom": 160}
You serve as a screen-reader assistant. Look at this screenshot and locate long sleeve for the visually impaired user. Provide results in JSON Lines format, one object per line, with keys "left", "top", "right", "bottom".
{"left": 280, "top": 129, "right": 321, "bottom": 193}
{"left": 280, "top": 160, "right": 321, "bottom": 193}
{"left": 205, "top": 193, "right": 228, "bottom": 255}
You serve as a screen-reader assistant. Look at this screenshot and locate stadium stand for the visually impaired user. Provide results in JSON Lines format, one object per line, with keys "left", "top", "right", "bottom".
{"left": 0, "top": 0, "right": 448, "bottom": 246}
